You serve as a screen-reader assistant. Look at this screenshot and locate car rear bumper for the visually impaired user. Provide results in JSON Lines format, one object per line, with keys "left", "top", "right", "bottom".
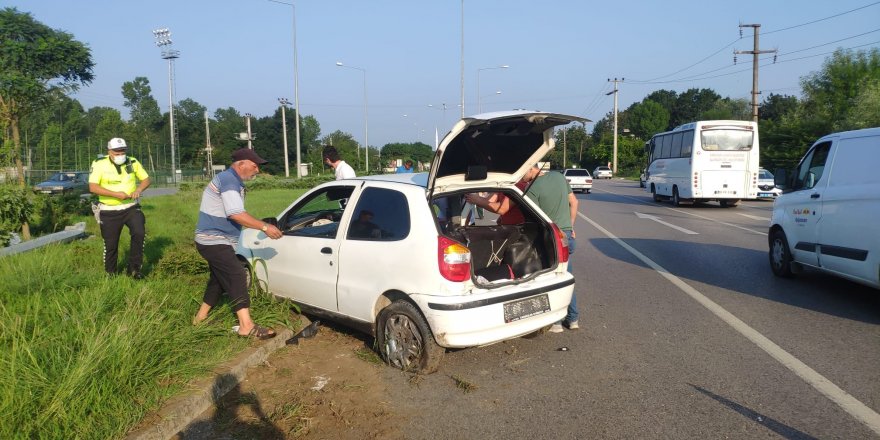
{"left": 414, "top": 275, "right": 574, "bottom": 347}
{"left": 569, "top": 183, "right": 592, "bottom": 190}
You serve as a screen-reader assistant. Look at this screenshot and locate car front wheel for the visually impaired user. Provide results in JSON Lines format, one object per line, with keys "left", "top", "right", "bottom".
{"left": 769, "top": 230, "right": 794, "bottom": 278}
{"left": 377, "top": 300, "right": 444, "bottom": 374}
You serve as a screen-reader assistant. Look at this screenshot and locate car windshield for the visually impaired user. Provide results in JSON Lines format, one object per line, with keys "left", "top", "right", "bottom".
{"left": 597, "top": 167, "right": 610, "bottom": 171}
{"left": 565, "top": 169, "right": 590, "bottom": 176}
{"left": 700, "top": 129, "right": 754, "bottom": 151}
{"left": 759, "top": 169, "right": 773, "bottom": 180}
{"left": 48, "top": 173, "right": 70, "bottom": 181}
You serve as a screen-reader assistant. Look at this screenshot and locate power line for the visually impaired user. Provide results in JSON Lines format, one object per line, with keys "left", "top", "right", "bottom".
{"left": 628, "top": 2, "right": 880, "bottom": 83}
{"left": 764, "top": 1, "right": 880, "bottom": 35}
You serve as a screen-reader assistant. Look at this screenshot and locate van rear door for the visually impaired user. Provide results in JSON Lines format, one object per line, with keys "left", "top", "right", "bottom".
{"left": 815, "top": 134, "right": 880, "bottom": 285}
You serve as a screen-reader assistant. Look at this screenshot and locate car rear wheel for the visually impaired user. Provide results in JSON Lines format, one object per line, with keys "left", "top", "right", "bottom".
{"left": 769, "top": 230, "right": 795, "bottom": 278}
{"left": 377, "top": 300, "right": 443, "bottom": 374}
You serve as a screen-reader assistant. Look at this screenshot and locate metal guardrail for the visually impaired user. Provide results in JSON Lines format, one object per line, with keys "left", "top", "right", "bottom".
{"left": 0, "top": 222, "right": 87, "bottom": 258}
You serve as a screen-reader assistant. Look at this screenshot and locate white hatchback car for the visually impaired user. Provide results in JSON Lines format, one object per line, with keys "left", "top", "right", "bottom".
{"left": 563, "top": 168, "right": 593, "bottom": 193}
{"left": 593, "top": 166, "right": 612, "bottom": 179}
{"left": 238, "top": 111, "right": 584, "bottom": 373}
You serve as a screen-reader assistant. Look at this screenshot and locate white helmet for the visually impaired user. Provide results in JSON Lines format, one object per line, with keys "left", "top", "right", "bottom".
{"left": 107, "top": 137, "right": 128, "bottom": 150}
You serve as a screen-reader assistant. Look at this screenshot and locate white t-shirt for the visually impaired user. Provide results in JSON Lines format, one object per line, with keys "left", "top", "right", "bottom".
{"left": 335, "top": 160, "right": 356, "bottom": 180}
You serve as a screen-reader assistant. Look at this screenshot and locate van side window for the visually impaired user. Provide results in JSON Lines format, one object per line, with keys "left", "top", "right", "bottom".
{"left": 793, "top": 142, "right": 832, "bottom": 191}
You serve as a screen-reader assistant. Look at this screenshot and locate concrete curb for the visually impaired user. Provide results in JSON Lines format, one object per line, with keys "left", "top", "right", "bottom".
{"left": 124, "top": 326, "right": 298, "bottom": 440}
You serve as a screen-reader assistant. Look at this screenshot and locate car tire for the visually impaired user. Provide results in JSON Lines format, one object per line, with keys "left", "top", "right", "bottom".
{"left": 769, "top": 229, "right": 795, "bottom": 278}
{"left": 639, "top": 180, "right": 645, "bottom": 188}
{"left": 377, "top": 300, "right": 444, "bottom": 374}
{"left": 672, "top": 187, "right": 681, "bottom": 207}
{"left": 585, "top": 189, "right": 591, "bottom": 194}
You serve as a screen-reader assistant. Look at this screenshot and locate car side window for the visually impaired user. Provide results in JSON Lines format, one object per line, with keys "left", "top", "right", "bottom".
{"left": 793, "top": 141, "right": 832, "bottom": 191}
{"left": 347, "top": 187, "right": 410, "bottom": 241}
{"left": 281, "top": 185, "right": 355, "bottom": 238}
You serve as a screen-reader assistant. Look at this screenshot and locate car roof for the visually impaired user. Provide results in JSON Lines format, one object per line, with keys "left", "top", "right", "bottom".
{"left": 346, "top": 172, "right": 429, "bottom": 188}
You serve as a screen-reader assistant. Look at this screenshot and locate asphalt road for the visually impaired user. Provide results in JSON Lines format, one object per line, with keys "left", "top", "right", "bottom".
{"left": 382, "top": 178, "right": 880, "bottom": 439}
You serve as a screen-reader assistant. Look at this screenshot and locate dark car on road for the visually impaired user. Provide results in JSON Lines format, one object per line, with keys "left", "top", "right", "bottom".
{"left": 32, "top": 171, "right": 90, "bottom": 195}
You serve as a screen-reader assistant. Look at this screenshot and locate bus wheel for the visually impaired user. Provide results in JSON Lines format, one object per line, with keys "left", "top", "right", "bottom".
{"left": 651, "top": 186, "right": 662, "bottom": 202}
{"left": 672, "top": 187, "right": 681, "bottom": 207}
{"left": 720, "top": 199, "right": 739, "bottom": 208}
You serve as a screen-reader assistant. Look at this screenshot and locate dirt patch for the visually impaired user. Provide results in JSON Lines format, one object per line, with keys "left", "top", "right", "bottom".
{"left": 174, "top": 320, "right": 404, "bottom": 439}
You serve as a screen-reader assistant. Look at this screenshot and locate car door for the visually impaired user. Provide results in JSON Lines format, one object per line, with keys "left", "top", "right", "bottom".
{"left": 780, "top": 141, "right": 833, "bottom": 268}
{"left": 254, "top": 185, "right": 356, "bottom": 311}
{"left": 815, "top": 134, "right": 880, "bottom": 284}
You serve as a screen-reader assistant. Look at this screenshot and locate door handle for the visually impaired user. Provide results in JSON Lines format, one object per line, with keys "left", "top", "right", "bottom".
{"left": 321, "top": 247, "right": 332, "bottom": 254}
{"left": 810, "top": 193, "right": 820, "bottom": 199}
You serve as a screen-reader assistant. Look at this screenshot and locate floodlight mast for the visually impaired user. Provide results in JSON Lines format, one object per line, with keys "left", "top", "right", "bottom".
{"left": 152, "top": 28, "right": 180, "bottom": 185}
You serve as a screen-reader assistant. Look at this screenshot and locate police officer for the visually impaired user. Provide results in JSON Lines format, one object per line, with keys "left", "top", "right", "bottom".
{"left": 88, "top": 137, "right": 151, "bottom": 278}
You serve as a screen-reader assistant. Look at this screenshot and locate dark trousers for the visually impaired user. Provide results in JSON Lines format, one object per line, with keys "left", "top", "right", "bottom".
{"left": 99, "top": 205, "right": 146, "bottom": 274}
{"left": 195, "top": 242, "right": 250, "bottom": 312}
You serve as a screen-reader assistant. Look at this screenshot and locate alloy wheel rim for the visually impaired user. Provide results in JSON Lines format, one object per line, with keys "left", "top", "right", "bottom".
{"left": 384, "top": 314, "right": 424, "bottom": 369}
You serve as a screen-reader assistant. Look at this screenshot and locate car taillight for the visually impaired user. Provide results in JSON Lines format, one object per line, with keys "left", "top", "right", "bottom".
{"left": 551, "top": 223, "right": 569, "bottom": 264}
{"left": 438, "top": 236, "right": 471, "bottom": 282}
{"left": 587, "top": 178, "right": 593, "bottom": 183}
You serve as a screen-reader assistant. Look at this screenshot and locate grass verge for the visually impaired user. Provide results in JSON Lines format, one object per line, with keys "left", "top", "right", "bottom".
{"left": 0, "top": 187, "right": 305, "bottom": 439}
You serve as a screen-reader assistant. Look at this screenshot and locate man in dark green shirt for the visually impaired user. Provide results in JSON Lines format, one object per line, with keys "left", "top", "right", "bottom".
{"left": 524, "top": 164, "right": 579, "bottom": 332}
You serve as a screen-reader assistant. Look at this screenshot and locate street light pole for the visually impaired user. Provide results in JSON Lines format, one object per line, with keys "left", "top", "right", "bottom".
{"left": 336, "top": 61, "right": 368, "bottom": 173}
{"left": 278, "top": 98, "right": 291, "bottom": 177}
{"left": 268, "top": 0, "right": 303, "bottom": 178}
{"left": 153, "top": 28, "right": 180, "bottom": 184}
{"left": 477, "top": 65, "right": 509, "bottom": 113}
{"left": 244, "top": 113, "right": 254, "bottom": 150}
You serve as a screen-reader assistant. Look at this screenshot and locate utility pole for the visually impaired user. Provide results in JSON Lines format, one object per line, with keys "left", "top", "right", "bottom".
{"left": 606, "top": 78, "right": 623, "bottom": 174}
{"left": 735, "top": 24, "right": 776, "bottom": 122}
{"left": 204, "top": 111, "right": 214, "bottom": 178}
{"left": 244, "top": 113, "right": 254, "bottom": 149}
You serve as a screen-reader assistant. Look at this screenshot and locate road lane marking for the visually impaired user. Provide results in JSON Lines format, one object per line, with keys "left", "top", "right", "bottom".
{"left": 580, "top": 211, "right": 880, "bottom": 435}
{"left": 737, "top": 213, "right": 770, "bottom": 222}
{"left": 592, "top": 188, "right": 767, "bottom": 236}
{"left": 635, "top": 212, "right": 699, "bottom": 235}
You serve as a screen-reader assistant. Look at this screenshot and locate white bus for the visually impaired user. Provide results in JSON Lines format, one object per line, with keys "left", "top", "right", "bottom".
{"left": 645, "top": 120, "right": 759, "bottom": 207}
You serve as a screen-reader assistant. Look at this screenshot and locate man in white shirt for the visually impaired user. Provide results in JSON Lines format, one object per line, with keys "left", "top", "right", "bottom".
{"left": 322, "top": 145, "right": 356, "bottom": 180}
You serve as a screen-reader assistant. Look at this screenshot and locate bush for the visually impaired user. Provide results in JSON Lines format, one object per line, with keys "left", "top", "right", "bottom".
{"left": 0, "top": 185, "right": 34, "bottom": 247}
{"left": 30, "top": 193, "right": 93, "bottom": 236}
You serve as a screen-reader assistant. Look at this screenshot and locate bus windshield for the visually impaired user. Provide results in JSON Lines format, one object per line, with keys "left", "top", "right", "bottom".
{"left": 700, "top": 129, "right": 753, "bottom": 151}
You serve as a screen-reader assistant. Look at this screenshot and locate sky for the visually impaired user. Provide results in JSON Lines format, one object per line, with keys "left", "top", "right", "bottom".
{"left": 6, "top": 0, "right": 880, "bottom": 148}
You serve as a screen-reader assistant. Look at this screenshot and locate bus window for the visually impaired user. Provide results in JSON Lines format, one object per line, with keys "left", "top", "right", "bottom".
{"left": 681, "top": 130, "right": 694, "bottom": 156}
{"left": 671, "top": 132, "right": 683, "bottom": 158}
{"left": 701, "top": 129, "right": 754, "bottom": 151}
{"left": 660, "top": 135, "right": 672, "bottom": 158}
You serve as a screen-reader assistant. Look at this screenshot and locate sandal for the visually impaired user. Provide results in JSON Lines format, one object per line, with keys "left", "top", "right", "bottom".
{"left": 241, "top": 324, "right": 277, "bottom": 340}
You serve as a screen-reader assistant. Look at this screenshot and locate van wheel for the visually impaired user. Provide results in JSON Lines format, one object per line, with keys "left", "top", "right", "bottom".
{"left": 672, "top": 187, "right": 681, "bottom": 207}
{"left": 651, "top": 186, "right": 661, "bottom": 202}
{"left": 377, "top": 300, "right": 444, "bottom": 374}
{"left": 769, "top": 230, "right": 795, "bottom": 278}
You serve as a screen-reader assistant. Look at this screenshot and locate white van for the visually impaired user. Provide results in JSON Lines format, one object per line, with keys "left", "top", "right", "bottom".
{"left": 768, "top": 127, "right": 880, "bottom": 289}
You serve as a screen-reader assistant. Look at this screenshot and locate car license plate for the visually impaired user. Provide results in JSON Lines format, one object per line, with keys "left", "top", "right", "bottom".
{"left": 758, "top": 192, "right": 774, "bottom": 197}
{"left": 503, "top": 294, "right": 550, "bottom": 323}
{"left": 41, "top": 190, "right": 52, "bottom": 194}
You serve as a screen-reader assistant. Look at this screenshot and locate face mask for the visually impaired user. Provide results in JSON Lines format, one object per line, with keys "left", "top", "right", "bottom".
{"left": 112, "top": 154, "right": 127, "bottom": 165}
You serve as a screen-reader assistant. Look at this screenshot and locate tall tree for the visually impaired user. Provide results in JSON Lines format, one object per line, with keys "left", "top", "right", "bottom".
{"left": 121, "top": 77, "right": 162, "bottom": 171}
{"left": 759, "top": 93, "right": 798, "bottom": 123}
{"left": 626, "top": 100, "right": 669, "bottom": 139}
{"left": 671, "top": 88, "right": 721, "bottom": 127}
{"left": 0, "top": 7, "right": 94, "bottom": 238}
{"left": 800, "top": 48, "right": 880, "bottom": 132}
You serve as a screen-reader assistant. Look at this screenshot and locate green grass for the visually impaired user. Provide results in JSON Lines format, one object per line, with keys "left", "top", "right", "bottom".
{"left": 0, "top": 187, "right": 306, "bottom": 439}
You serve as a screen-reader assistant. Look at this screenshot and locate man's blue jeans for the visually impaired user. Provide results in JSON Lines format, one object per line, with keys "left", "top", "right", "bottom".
{"left": 565, "top": 230, "right": 578, "bottom": 323}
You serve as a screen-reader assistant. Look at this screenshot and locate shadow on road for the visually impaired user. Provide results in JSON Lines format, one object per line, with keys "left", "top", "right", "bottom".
{"left": 690, "top": 384, "right": 819, "bottom": 440}
{"left": 589, "top": 237, "right": 880, "bottom": 324}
